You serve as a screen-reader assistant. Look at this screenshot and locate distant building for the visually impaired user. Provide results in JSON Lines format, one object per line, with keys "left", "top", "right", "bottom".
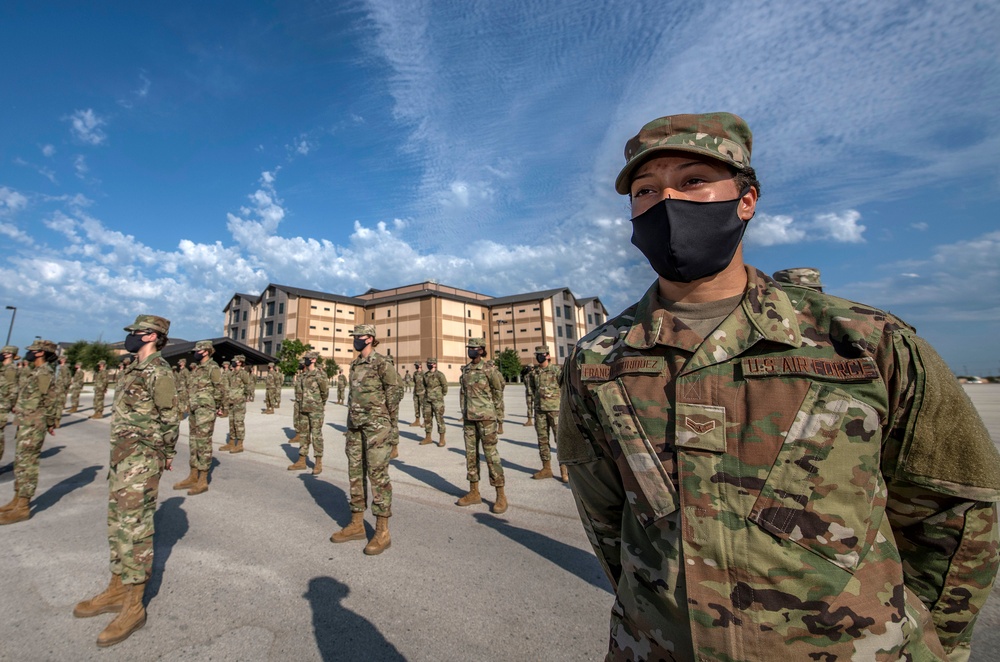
{"left": 223, "top": 281, "right": 608, "bottom": 383}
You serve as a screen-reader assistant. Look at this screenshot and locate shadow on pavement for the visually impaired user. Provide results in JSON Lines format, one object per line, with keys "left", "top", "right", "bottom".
{"left": 473, "top": 512, "right": 612, "bottom": 594}
{"left": 55, "top": 417, "right": 90, "bottom": 429}
{"left": 33, "top": 464, "right": 102, "bottom": 515}
{"left": 282, "top": 426, "right": 297, "bottom": 440}
{"left": 147, "top": 496, "right": 189, "bottom": 603}
{"left": 39, "top": 444, "right": 66, "bottom": 459}
{"left": 445, "top": 447, "right": 537, "bottom": 477}
{"left": 280, "top": 443, "right": 300, "bottom": 463}
{"left": 502, "top": 436, "right": 544, "bottom": 450}
{"left": 327, "top": 422, "right": 346, "bottom": 433}
{"left": 391, "top": 460, "right": 465, "bottom": 498}
{"left": 305, "top": 576, "right": 405, "bottom": 662}
{"left": 299, "top": 474, "right": 352, "bottom": 529}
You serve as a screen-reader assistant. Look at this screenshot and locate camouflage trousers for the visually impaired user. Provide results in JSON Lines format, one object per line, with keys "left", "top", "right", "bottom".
{"left": 187, "top": 406, "right": 217, "bottom": 471}
{"left": 413, "top": 392, "right": 424, "bottom": 421}
{"left": 524, "top": 388, "right": 534, "bottom": 418}
{"left": 13, "top": 414, "right": 48, "bottom": 499}
{"left": 423, "top": 397, "right": 445, "bottom": 434}
{"left": 93, "top": 388, "right": 107, "bottom": 416}
{"left": 107, "top": 444, "right": 163, "bottom": 585}
{"left": 336, "top": 385, "right": 345, "bottom": 403}
{"left": 227, "top": 400, "right": 246, "bottom": 442}
{"left": 463, "top": 419, "right": 504, "bottom": 487}
{"left": 0, "top": 406, "right": 9, "bottom": 463}
{"left": 265, "top": 388, "right": 280, "bottom": 409}
{"left": 293, "top": 402, "right": 306, "bottom": 435}
{"left": 69, "top": 386, "right": 83, "bottom": 410}
{"left": 534, "top": 410, "right": 558, "bottom": 462}
{"left": 178, "top": 391, "right": 189, "bottom": 415}
{"left": 298, "top": 411, "right": 325, "bottom": 458}
{"left": 345, "top": 419, "right": 392, "bottom": 517}
{"left": 391, "top": 415, "right": 399, "bottom": 449}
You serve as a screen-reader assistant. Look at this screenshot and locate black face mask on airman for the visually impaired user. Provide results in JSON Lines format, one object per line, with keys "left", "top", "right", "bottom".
{"left": 353, "top": 337, "right": 368, "bottom": 352}
{"left": 123, "top": 333, "right": 147, "bottom": 353}
{"left": 467, "top": 348, "right": 481, "bottom": 359}
{"left": 535, "top": 354, "right": 547, "bottom": 364}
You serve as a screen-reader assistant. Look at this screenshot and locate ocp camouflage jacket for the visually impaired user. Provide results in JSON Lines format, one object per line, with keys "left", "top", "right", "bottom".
{"left": 558, "top": 268, "right": 1000, "bottom": 662}
{"left": 460, "top": 360, "right": 503, "bottom": 421}
{"left": 533, "top": 363, "right": 562, "bottom": 412}
{"left": 299, "top": 369, "right": 330, "bottom": 414}
{"left": 14, "top": 363, "right": 59, "bottom": 429}
{"left": 111, "top": 351, "right": 179, "bottom": 464}
{"left": 188, "top": 359, "right": 223, "bottom": 409}
{"left": 423, "top": 369, "right": 448, "bottom": 401}
{"left": 347, "top": 351, "right": 400, "bottom": 428}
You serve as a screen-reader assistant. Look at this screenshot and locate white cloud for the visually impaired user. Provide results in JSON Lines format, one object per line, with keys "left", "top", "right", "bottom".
{"left": 66, "top": 109, "right": 107, "bottom": 145}
{"left": 745, "top": 209, "right": 865, "bottom": 246}
{"left": 911, "top": 222, "right": 929, "bottom": 231}
{"left": 0, "top": 187, "right": 28, "bottom": 215}
{"left": 41, "top": 144, "right": 55, "bottom": 157}
{"left": 13, "top": 157, "right": 57, "bottom": 184}
{"left": 74, "top": 155, "right": 89, "bottom": 179}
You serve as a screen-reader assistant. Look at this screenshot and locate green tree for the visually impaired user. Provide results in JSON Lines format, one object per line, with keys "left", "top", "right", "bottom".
{"left": 496, "top": 348, "right": 521, "bottom": 382}
{"left": 65, "top": 340, "right": 119, "bottom": 370}
{"left": 276, "top": 338, "right": 311, "bottom": 377}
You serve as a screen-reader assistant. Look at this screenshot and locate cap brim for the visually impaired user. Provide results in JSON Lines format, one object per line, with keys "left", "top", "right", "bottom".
{"left": 614, "top": 144, "right": 744, "bottom": 195}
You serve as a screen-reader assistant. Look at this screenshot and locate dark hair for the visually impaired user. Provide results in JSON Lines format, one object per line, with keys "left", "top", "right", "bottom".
{"left": 733, "top": 165, "right": 761, "bottom": 199}
{"left": 154, "top": 333, "right": 168, "bottom": 351}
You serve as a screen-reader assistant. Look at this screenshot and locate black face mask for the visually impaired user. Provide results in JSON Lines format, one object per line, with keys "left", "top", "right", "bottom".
{"left": 303, "top": 359, "right": 313, "bottom": 367}
{"left": 467, "top": 348, "right": 481, "bottom": 360}
{"left": 535, "top": 354, "right": 547, "bottom": 364}
{"left": 353, "top": 337, "right": 369, "bottom": 352}
{"left": 25, "top": 351, "right": 38, "bottom": 362}
{"left": 193, "top": 351, "right": 205, "bottom": 363}
{"left": 426, "top": 364, "right": 434, "bottom": 371}
{"left": 124, "top": 333, "right": 147, "bottom": 353}
{"left": 630, "top": 188, "right": 751, "bottom": 283}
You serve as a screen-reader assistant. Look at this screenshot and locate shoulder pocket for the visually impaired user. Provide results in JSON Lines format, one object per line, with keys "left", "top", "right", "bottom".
{"left": 748, "top": 382, "right": 885, "bottom": 572}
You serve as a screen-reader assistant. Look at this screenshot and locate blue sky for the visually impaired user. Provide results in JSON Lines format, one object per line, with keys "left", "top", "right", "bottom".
{"left": 1, "top": 0, "right": 998, "bottom": 374}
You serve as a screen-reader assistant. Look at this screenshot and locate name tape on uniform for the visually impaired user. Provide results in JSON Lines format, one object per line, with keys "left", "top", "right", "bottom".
{"left": 741, "top": 356, "right": 878, "bottom": 381}
{"left": 581, "top": 357, "right": 665, "bottom": 382}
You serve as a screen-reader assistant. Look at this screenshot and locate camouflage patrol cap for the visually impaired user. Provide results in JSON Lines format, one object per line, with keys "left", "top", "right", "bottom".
{"left": 467, "top": 338, "right": 486, "bottom": 348}
{"left": 349, "top": 324, "right": 376, "bottom": 337}
{"left": 304, "top": 351, "right": 320, "bottom": 360}
{"left": 772, "top": 267, "right": 824, "bottom": 292}
{"left": 426, "top": 357, "right": 438, "bottom": 364}
{"left": 234, "top": 354, "right": 246, "bottom": 363}
{"left": 98, "top": 360, "right": 107, "bottom": 366}
{"left": 535, "top": 345, "right": 551, "bottom": 354}
{"left": 27, "top": 339, "right": 58, "bottom": 354}
{"left": 222, "top": 361, "right": 231, "bottom": 367}
{"left": 0, "top": 345, "right": 17, "bottom": 355}
{"left": 616, "top": 112, "right": 753, "bottom": 194}
{"left": 178, "top": 358, "right": 187, "bottom": 365}
{"left": 124, "top": 314, "right": 170, "bottom": 335}
{"left": 194, "top": 340, "right": 214, "bottom": 351}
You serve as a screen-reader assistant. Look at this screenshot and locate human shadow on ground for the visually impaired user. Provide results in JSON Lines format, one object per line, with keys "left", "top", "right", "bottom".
{"left": 391, "top": 460, "right": 465, "bottom": 498}
{"left": 282, "top": 426, "right": 297, "bottom": 440}
{"left": 55, "top": 417, "right": 90, "bottom": 429}
{"left": 446, "top": 447, "right": 537, "bottom": 477}
{"left": 472, "top": 512, "right": 612, "bottom": 594}
{"left": 147, "top": 496, "right": 189, "bottom": 603}
{"left": 501, "top": 436, "right": 545, "bottom": 450}
{"left": 33, "top": 464, "right": 101, "bottom": 515}
{"left": 327, "top": 422, "right": 346, "bottom": 433}
{"left": 298, "top": 474, "right": 355, "bottom": 531}
{"left": 305, "top": 576, "right": 405, "bottom": 662}
{"left": 39, "top": 444, "right": 66, "bottom": 459}
{"left": 280, "top": 443, "right": 300, "bottom": 463}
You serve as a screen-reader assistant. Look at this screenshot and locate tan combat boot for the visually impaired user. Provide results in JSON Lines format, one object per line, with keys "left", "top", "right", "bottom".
{"left": 172, "top": 466, "right": 197, "bottom": 491}
{"left": 409, "top": 419, "right": 421, "bottom": 427}
{"left": 219, "top": 437, "right": 235, "bottom": 451}
{"left": 457, "top": 482, "right": 482, "bottom": 506}
{"left": 419, "top": 432, "right": 433, "bottom": 445}
{"left": 289, "top": 432, "right": 300, "bottom": 443}
{"left": 0, "top": 497, "right": 30, "bottom": 525}
{"left": 96, "top": 582, "right": 146, "bottom": 647}
{"left": 560, "top": 464, "right": 569, "bottom": 483}
{"left": 492, "top": 486, "right": 508, "bottom": 514}
{"left": 187, "top": 470, "right": 209, "bottom": 496}
{"left": 91, "top": 412, "right": 102, "bottom": 419}
{"left": 287, "top": 453, "right": 308, "bottom": 471}
{"left": 330, "top": 512, "right": 366, "bottom": 543}
{"left": 497, "top": 422, "right": 504, "bottom": 434}
{"left": 523, "top": 417, "right": 533, "bottom": 426}
{"left": 437, "top": 431, "right": 446, "bottom": 447}
{"left": 390, "top": 445, "right": 399, "bottom": 459}
{"left": 74, "top": 574, "right": 127, "bottom": 618}
{"left": 265, "top": 407, "right": 273, "bottom": 414}
{"left": 69, "top": 406, "right": 78, "bottom": 413}
{"left": 531, "top": 460, "right": 553, "bottom": 480}
{"left": 363, "top": 516, "right": 391, "bottom": 555}
{"left": 311, "top": 457, "right": 323, "bottom": 476}
{"left": 229, "top": 441, "right": 244, "bottom": 454}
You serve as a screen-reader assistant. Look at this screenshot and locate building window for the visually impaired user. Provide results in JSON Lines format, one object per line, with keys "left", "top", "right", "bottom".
{"left": 265, "top": 321, "right": 274, "bottom": 336}
{"left": 588, "top": 314, "right": 593, "bottom": 325}
{"left": 467, "top": 310, "right": 471, "bottom": 318}
{"left": 241, "top": 329, "right": 246, "bottom": 340}
{"left": 555, "top": 307, "right": 561, "bottom": 318}
{"left": 277, "top": 323, "right": 283, "bottom": 335}
{"left": 310, "top": 325, "right": 316, "bottom": 330}
{"left": 387, "top": 329, "right": 391, "bottom": 337}
{"left": 468, "top": 329, "right": 472, "bottom": 336}
{"left": 322, "top": 347, "right": 329, "bottom": 351}
{"left": 482, "top": 313, "right": 485, "bottom": 320}
{"left": 324, "top": 307, "right": 330, "bottom": 311}
{"left": 337, "top": 308, "right": 343, "bottom": 313}
{"left": 278, "top": 303, "right": 284, "bottom": 314}
{"left": 557, "top": 326, "right": 563, "bottom": 337}
{"left": 493, "top": 312, "right": 499, "bottom": 316}
{"left": 336, "top": 328, "right": 342, "bottom": 333}
{"left": 371, "top": 312, "right": 375, "bottom": 320}
{"left": 535, "top": 327, "right": 541, "bottom": 331}
{"left": 532, "top": 307, "right": 539, "bottom": 311}
{"left": 335, "top": 348, "right": 342, "bottom": 352}
{"left": 520, "top": 329, "right": 526, "bottom": 333}
{"left": 566, "top": 324, "right": 573, "bottom": 340}
{"left": 348, "top": 310, "right": 354, "bottom": 316}
{"left": 519, "top": 308, "right": 525, "bottom": 313}
{"left": 564, "top": 305, "right": 572, "bottom": 319}
{"left": 267, "top": 302, "right": 275, "bottom": 316}
{"left": 264, "top": 341, "right": 272, "bottom": 354}
{"left": 387, "top": 309, "right": 392, "bottom": 317}
{"left": 559, "top": 346, "right": 566, "bottom": 358}
{"left": 323, "top": 327, "right": 329, "bottom": 331}
{"left": 311, "top": 305, "right": 317, "bottom": 310}
{"left": 242, "top": 311, "right": 247, "bottom": 322}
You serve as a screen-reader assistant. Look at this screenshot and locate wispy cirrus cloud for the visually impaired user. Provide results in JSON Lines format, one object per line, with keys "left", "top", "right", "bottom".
{"left": 65, "top": 109, "right": 107, "bottom": 145}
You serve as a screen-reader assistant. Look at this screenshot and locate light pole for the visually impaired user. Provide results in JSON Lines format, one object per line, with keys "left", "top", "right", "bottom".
{"left": 5, "top": 306, "right": 15, "bottom": 345}
{"left": 496, "top": 319, "right": 508, "bottom": 352}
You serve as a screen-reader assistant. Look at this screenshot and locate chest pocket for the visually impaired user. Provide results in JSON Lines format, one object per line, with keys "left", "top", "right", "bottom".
{"left": 748, "top": 381, "right": 885, "bottom": 573}
{"left": 592, "top": 379, "right": 678, "bottom": 528}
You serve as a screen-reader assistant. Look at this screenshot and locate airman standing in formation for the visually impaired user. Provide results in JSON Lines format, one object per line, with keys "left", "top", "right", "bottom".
{"left": 330, "top": 325, "right": 399, "bottom": 555}
{"left": 402, "top": 369, "right": 412, "bottom": 392}
{"left": 410, "top": 363, "right": 424, "bottom": 427}
{"left": 220, "top": 355, "right": 252, "bottom": 454}
{"left": 91, "top": 360, "right": 109, "bottom": 419}
{"left": 456, "top": 338, "right": 507, "bottom": 513}
{"left": 0, "top": 339, "right": 60, "bottom": 525}
{"left": 263, "top": 364, "right": 280, "bottom": 413}
{"left": 531, "top": 345, "right": 564, "bottom": 481}
{"left": 73, "top": 315, "right": 179, "bottom": 647}
{"left": 218, "top": 361, "right": 231, "bottom": 418}
{"left": 54, "top": 356, "right": 72, "bottom": 423}
{"left": 0, "top": 345, "right": 19, "bottom": 464}
{"left": 521, "top": 364, "right": 535, "bottom": 426}
{"left": 289, "top": 360, "right": 306, "bottom": 443}
{"left": 287, "top": 351, "right": 329, "bottom": 475}
{"left": 385, "top": 355, "right": 404, "bottom": 460}
{"left": 68, "top": 361, "right": 85, "bottom": 413}
{"left": 336, "top": 369, "right": 347, "bottom": 405}
{"left": 420, "top": 358, "right": 447, "bottom": 447}
{"left": 174, "top": 358, "right": 189, "bottom": 419}
{"left": 174, "top": 340, "right": 222, "bottom": 496}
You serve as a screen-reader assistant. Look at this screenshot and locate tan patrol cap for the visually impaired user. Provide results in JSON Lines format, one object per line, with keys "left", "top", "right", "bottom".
{"left": 535, "top": 345, "right": 550, "bottom": 354}
{"left": 124, "top": 314, "right": 170, "bottom": 335}
{"left": 350, "top": 324, "right": 376, "bottom": 336}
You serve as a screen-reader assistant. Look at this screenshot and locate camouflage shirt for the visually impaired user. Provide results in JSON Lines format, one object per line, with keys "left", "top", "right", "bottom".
{"left": 93, "top": 369, "right": 109, "bottom": 393}
{"left": 423, "top": 369, "right": 448, "bottom": 400}
{"left": 533, "top": 364, "right": 562, "bottom": 411}
{"left": 0, "top": 362, "right": 18, "bottom": 410}
{"left": 225, "top": 368, "right": 253, "bottom": 405}
{"left": 558, "top": 269, "right": 1000, "bottom": 661}
{"left": 71, "top": 368, "right": 85, "bottom": 390}
{"left": 110, "top": 351, "right": 180, "bottom": 464}
{"left": 347, "top": 351, "right": 401, "bottom": 428}
{"left": 459, "top": 360, "right": 503, "bottom": 421}
{"left": 413, "top": 370, "right": 426, "bottom": 395}
{"left": 299, "top": 368, "right": 330, "bottom": 413}
{"left": 14, "top": 363, "right": 59, "bottom": 429}
{"left": 188, "top": 359, "right": 223, "bottom": 409}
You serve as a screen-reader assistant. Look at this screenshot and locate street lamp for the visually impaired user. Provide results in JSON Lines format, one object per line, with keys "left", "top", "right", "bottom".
{"left": 5, "top": 306, "right": 15, "bottom": 345}
{"left": 496, "top": 319, "right": 508, "bottom": 352}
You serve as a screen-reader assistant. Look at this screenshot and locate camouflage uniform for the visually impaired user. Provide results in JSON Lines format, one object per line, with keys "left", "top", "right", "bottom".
{"left": 186, "top": 344, "right": 223, "bottom": 472}
{"left": 336, "top": 372, "right": 347, "bottom": 404}
{"left": 223, "top": 357, "right": 253, "bottom": 449}
{"left": 92, "top": 363, "right": 110, "bottom": 417}
{"left": 773, "top": 266, "right": 824, "bottom": 292}
{"left": 345, "top": 337, "right": 400, "bottom": 518}
{"left": 55, "top": 358, "right": 72, "bottom": 414}
{"left": 264, "top": 367, "right": 280, "bottom": 412}
{"left": 411, "top": 365, "right": 425, "bottom": 425}
{"left": 403, "top": 371, "right": 412, "bottom": 392}
{"left": 174, "top": 359, "right": 189, "bottom": 416}
{"left": 386, "top": 358, "right": 404, "bottom": 456}
{"left": 422, "top": 361, "right": 448, "bottom": 436}
{"left": 69, "top": 363, "right": 85, "bottom": 411}
{"left": 522, "top": 365, "right": 536, "bottom": 424}
{"left": 459, "top": 342, "right": 505, "bottom": 488}
{"left": 218, "top": 361, "right": 231, "bottom": 418}
{"left": 560, "top": 112, "right": 1000, "bottom": 661}
{"left": 0, "top": 346, "right": 19, "bottom": 463}
{"left": 297, "top": 359, "right": 330, "bottom": 461}
{"left": 532, "top": 351, "right": 562, "bottom": 464}
{"left": 8, "top": 341, "right": 59, "bottom": 503}
{"left": 292, "top": 366, "right": 306, "bottom": 440}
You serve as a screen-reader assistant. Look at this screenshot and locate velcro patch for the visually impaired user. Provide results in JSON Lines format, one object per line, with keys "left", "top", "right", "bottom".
{"left": 675, "top": 403, "right": 727, "bottom": 452}
{"left": 581, "top": 356, "right": 665, "bottom": 382}
{"left": 740, "top": 356, "right": 878, "bottom": 382}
